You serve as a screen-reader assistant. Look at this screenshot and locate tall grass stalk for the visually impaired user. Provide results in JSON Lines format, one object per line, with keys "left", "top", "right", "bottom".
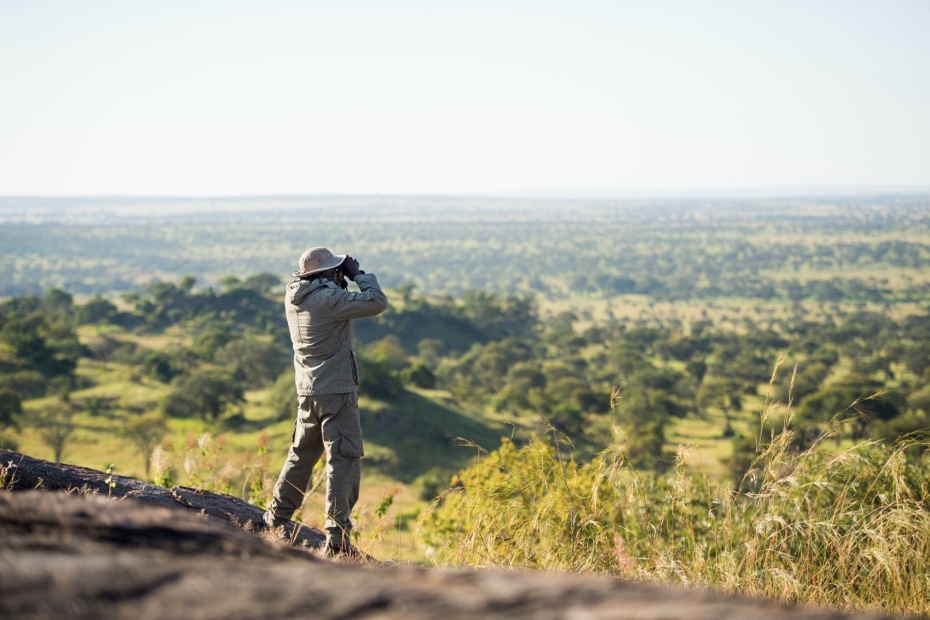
{"left": 419, "top": 385, "right": 930, "bottom": 615}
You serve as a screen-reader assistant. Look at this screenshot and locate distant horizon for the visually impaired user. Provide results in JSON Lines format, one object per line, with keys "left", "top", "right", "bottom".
{"left": 4, "top": 184, "right": 930, "bottom": 202}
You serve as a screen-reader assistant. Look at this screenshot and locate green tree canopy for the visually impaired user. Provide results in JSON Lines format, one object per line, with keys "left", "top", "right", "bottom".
{"left": 215, "top": 338, "right": 288, "bottom": 389}
{"left": 163, "top": 369, "right": 244, "bottom": 421}
{"left": 0, "top": 388, "right": 23, "bottom": 429}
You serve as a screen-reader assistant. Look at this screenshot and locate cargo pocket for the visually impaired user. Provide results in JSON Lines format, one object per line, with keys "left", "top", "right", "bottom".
{"left": 339, "top": 427, "right": 364, "bottom": 458}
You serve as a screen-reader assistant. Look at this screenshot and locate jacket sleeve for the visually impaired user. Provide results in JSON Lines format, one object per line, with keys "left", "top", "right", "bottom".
{"left": 328, "top": 273, "right": 389, "bottom": 321}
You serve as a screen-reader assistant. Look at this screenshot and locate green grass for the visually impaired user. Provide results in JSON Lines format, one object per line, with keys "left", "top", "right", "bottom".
{"left": 361, "top": 389, "right": 509, "bottom": 483}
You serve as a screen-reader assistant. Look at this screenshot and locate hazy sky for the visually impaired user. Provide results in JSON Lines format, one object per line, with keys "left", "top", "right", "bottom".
{"left": 1, "top": 1, "right": 928, "bottom": 197}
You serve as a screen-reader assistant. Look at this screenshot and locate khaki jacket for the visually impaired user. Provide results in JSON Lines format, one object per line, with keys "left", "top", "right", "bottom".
{"left": 285, "top": 273, "right": 389, "bottom": 395}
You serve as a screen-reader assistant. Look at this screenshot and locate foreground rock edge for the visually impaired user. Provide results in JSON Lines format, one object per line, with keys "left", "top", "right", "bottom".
{"left": 0, "top": 448, "right": 325, "bottom": 549}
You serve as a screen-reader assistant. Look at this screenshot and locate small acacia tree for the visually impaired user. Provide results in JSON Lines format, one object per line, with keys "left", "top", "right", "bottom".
{"left": 121, "top": 411, "right": 168, "bottom": 477}
{"left": 34, "top": 400, "right": 76, "bottom": 463}
{"left": 696, "top": 376, "right": 744, "bottom": 437}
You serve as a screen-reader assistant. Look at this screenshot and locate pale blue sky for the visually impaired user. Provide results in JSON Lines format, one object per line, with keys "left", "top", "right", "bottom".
{"left": 1, "top": 1, "right": 928, "bottom": 196}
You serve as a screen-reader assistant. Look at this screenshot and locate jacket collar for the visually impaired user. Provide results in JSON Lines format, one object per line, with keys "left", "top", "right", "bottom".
{"left": 286, "top": 277, "right": 336, "bottom": 305}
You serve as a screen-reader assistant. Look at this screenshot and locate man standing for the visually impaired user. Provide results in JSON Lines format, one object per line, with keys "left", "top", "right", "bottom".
{"left": 264, "top": 247, "right": 388, "bottom": 556}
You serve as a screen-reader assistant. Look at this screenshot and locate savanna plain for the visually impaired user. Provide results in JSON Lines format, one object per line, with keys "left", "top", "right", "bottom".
{"left": 1, "top": 195, "right": 929, "bottom": 616}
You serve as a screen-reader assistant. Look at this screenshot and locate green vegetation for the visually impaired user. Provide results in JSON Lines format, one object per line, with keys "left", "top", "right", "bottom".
{"left": 2, "top": 195, "right": 929, "bottom": 613}
{"left": 419, "top": 424, "right": 930, "bottom": 616}
{"left": 3, "top": 196, "right": 930, "bottom": 303}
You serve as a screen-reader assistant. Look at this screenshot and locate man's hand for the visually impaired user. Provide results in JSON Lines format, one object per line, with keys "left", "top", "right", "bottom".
{"left": 341, "top": 256, "right": 361, "bottom": 281}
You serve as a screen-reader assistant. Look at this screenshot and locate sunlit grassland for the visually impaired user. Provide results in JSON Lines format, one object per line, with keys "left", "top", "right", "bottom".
{"left": 664, "top": 411, "right": 739, "bottom": 478}
{"left": 14, "top": 335, "right": 506, "bottom": 563}
{"left": 14, "top": 390, "right": 431, "bottom": 561}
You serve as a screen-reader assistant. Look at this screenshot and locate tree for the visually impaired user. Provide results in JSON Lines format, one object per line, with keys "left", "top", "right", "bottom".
{"left": 215, "top": 338, "right": 288, "bottom": 388}
{"left": 605, "top": 342, "right": 650, "bottom": 382}
{"left": 75, "top": 295, "right": 118, "bottom": 325}
{"left": 461, "top": 291, "right": 538, "bottom": 340}
{"left": 42, "top": 288, "right": 74, "bottom": 316}
{"left": 496, "top": 364, "right": 547, "bottom": 414}
{"left": 33, "top": 401, "right": 76, "bottom": 463}
{"left": 397, "top": 282, "right": 417, "bottom": 304}
{"left": 797, "top": 374, "right": 903, "bottom": 443}
{"left": 143, "top": 351, "right": 182, "bottom": 383}
{"left": 0, "top": 308, "right": 80, "bottom": 386}
{"left": 615, "top": 388, "right": 682, "bottom": 471}
{"left": 416, "top": 338, "right": 444, "bottom": 369}
{"left": 908, "top": 386, "right": 930, "bottom": 416}
{"left": 191, "top": 324, "right": 239, "bottom": 361}
{"left": 241, "top": 272, "right": 281, "bottom": 294}
{"left": 443, "top": 337, "right": 536, "bottom": 400}
{"left": 268, "top": 370, "right": 297, "bottom": 421}
{"left": 0, "top": 388, "right": 23, "bottom": 429}
{"left": 357, "top": 355, "right": 403, "bottom": 400}
{"left": 364, "top": 335, "right": 408, "bottom": 370}
{"left": 697, "top": 377, "right": 744, "bottom": 437}
{"left": 163, "top": 369, "right": 244, "bottom": 421}
{"left": 402, "top": 361, "right": 436, "bottom": 389}
{"left": 121, "top": 411, "right": 168, "bottom": 477}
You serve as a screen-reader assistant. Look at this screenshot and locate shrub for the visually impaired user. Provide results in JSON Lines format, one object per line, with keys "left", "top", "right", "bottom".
{"left": 0, "top": 388, "right": 23, "bottom": 429}
{"left": 215, "top": 338, "right": 288, "bottom": 389}
{"left": 268, "top": 370, "right": 297, "bottom": 421}
{"left": 163, "top": 369, "right": 244, "bottom": 420}
{"left": 358, "top": 355, "right": 403, "bottom": 400}
{"left": 402, "top": 361, "right": 436, "bottom": 390}
{"left": 413, "top": 467, "right": 455, "bottom": 501}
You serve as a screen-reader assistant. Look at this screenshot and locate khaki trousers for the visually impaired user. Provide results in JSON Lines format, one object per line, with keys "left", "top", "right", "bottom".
{"left": 269, "top": 391, "right": 364, "bottom": 537}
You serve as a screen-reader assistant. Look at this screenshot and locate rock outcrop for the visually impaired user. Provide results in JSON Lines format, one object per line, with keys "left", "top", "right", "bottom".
{"left": 0, "top": 450, "right": 894, "bottom": 619}
{"left": 0, "top": 449, "right": 323, "bottom": 548}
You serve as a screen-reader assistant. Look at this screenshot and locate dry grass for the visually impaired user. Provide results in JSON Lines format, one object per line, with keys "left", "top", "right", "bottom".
{"left": 419, "top": 370, "right": 930, "bottom": 616}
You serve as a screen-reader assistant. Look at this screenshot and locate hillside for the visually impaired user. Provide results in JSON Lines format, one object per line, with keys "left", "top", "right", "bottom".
{"left": 0, "top": 453, "right": 892, "bottom": 620}
{"left": 2, "top": 197, "right": 929, "bottom": 612}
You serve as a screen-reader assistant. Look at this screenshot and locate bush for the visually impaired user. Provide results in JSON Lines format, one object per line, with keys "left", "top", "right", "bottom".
{"left": 358, "top": 355, "right": 403, "bottom": 400}
{"left": 402, "top": 361, "right": 436, "bottom": 389}
{"left": 215, "top": 338, "right": 288, "bottom": 389}
{"left": 413, "top": 467, "right": 455, "bottom": 501}
{"left": 0, "top": 388, "right": 23, "bottom": 429}
{"left": 268, "top": 370, "right": 297, "bottom": 421}
{"left": 163, "top": 369, "right": 244, "bottom": 420}
{"left": 74, "top": 295, "right": 118, "bottom": 325}
{"left": 143, "top": 351, "right": 182, "bottom": 382}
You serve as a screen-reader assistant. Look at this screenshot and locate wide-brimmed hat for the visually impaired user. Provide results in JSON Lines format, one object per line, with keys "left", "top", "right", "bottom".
{"left": 294, "top": 247, "right": 346, "bottom": 278}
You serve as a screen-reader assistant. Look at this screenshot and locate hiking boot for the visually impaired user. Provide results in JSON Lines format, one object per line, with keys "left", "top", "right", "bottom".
{"left": 322, "top": 529, "right": 358, "bottom": 558}
{"left": 322, "top": 539, "right": 361, "bottom": 558}
{"left": 262, "top": 509, "right": 287, "bottom": 530}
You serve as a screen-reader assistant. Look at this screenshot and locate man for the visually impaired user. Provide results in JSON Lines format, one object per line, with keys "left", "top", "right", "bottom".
{"left": 264, "top": 247, "right": 388, "bottom": 556}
